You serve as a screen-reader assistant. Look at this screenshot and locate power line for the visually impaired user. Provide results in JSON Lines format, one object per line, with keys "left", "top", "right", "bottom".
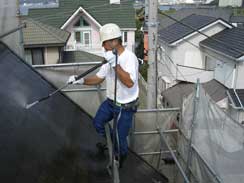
{"left": 159, "top": 11, "right": 244, "bottom": 57}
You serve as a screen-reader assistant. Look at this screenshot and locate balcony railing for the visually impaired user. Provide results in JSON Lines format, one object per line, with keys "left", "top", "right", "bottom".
{"left": 176, "top": 64, "right": 214, "bottom": 83}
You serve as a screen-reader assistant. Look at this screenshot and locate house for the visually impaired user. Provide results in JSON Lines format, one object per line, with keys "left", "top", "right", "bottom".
{"left": 27, "top": 0, "right": 136, "bottom": 57}
{"left": 142, "top": 6, "right": 244, "bottom": 60}
{"left": 161, "top": 79, "right": 228, "bottom": 109}
{"left": 22, "top": 18, "right": 70, "bottom": 65}
{"left": 200, "top": 27, "right": 244, "bottom": 89}
{"left": 158, "top": 14, "right": 232, "bottom": 88}
{"left": 200, "top": 27, "right": 244, "bottom": 123}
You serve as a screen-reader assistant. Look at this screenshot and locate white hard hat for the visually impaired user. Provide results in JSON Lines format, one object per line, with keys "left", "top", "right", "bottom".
{"left": 99, "top": 23, "right": 122, "bottom": 44}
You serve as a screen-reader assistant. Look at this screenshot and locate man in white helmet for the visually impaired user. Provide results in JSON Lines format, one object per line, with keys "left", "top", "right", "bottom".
{"left": 67, "top": 23, "right": 139, "bottom": 168}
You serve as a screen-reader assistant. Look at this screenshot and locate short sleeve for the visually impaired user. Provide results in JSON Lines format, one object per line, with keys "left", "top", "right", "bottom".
{"left": 123, "top": 53, "right": 138, "bottom": 83}
{"left": 96, "top": 64, "right": 109, "bottom": 79}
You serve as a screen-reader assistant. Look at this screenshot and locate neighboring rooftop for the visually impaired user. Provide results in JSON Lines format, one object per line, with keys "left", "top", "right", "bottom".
{"left": 158, "top": 14, "right": 219, "bottom": 44}
{"left": 63, "top": 51, "right": 103, "bottom": 63}
{"left": 27, "top": 0, "right": 136, "bottom": 29}
{"left": 158, "top": 7, "right": 232, "bottom": 29}
{"left": 200, "top": 27, "right": 244, "bottom": 59}
{"left": 162, "top": 79, "right": 227, "bottom": 107}
{"left": 22, "top": 18, "right": 70, "bottom": 48}
{"left": 228, "top": 89, "right": 244, "bottom": 108}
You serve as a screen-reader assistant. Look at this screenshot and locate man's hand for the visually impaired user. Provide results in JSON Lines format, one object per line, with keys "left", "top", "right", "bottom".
{"left": 104, "top": 51, "right": 116, "bottom": 67}
{"left": 67, "top": 75, "right": 84, "bottom": 85}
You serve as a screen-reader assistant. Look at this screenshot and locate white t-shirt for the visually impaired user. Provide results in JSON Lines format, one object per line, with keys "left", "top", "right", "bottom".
{"left": 96, "top": 49, "right": 139, "bottom": 104}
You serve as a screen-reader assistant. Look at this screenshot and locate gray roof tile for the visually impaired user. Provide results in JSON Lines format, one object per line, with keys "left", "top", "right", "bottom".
{"left": 158, "top": 7, "right": 232, "bottom": 30}
{"left": 230, "top": 15, "right": 244, "bottom": 23}
{"left": 162, "top": 80, "right": 227, "bottom": 107}
{"left": 159, "top": 14, "right": 217, "bottom": 44}
{"left": 27, "top": 0, "right": 136, "bottom": 29}
{"left": 63, "top": 51, "right": 103, "bottom": 63}
{"left": 200, "top": 27, "right": 244, "bottom": 59}
{"left": 22, "top": 18, "right": 70, "bottom": 47}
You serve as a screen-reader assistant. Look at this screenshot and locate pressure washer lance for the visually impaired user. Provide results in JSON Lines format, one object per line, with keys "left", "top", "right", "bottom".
{"left": 26, "top": 59, "right": 107, "bottom": 109}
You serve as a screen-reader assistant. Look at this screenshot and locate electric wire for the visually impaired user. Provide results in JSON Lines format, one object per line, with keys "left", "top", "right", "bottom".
{"left": 156, "top": 13, "right": 238, "bottom": 98}
{"left": 159, "top": 11, "right": 244, "bottom": 56}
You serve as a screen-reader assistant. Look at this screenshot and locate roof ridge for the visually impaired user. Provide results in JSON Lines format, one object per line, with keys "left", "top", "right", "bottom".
{"left": 27, "top": 18, "right": 68, "bottom": 43}
{"left": 183, "top": 13, "right": 217, "bottom": 20}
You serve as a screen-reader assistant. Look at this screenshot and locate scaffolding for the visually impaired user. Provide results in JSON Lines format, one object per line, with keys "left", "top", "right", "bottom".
{"left": 34, "top": 62, "right": 244, "bottom": 183}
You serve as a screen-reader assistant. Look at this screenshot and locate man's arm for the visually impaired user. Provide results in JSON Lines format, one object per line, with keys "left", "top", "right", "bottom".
{"left": 114, "top": 65, "right": 134, "bottom": 88}
{"left": 84, "top": 75, "right": 104, "bottom": 85}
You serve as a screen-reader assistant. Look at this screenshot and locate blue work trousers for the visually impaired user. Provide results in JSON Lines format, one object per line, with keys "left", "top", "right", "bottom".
{"left": 93, "top": 99, "right": 136, "bottom": 156}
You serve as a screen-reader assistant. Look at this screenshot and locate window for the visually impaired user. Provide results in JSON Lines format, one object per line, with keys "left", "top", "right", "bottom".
{"left": 123, "top": 31, "right": 128, "bottom": 43}
{"left": 25, "top": 48, "right": 44, "bottom": 65}
{"left": 32, "top": 48, "right": 44, "bottom": 65}
{"left": 205, "top": 56, "right": 216, "bottom": 71}
{"left": 74, "top": 17, "right": 90, "bottom": 27}
{"left": 75, "top": 32, "right": 81, "bottom": 42}
{"left": 83, "top": 31, "right": 90, "bottom": 46}
{"left": 25, "top": 49, "right": 32, "bottom": 65}
{"left": 75, "top": 31, "right": 90, "bottom": 46}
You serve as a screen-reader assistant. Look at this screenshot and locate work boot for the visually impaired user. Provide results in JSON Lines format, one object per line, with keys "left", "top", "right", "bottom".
{"left": 96, "top": 142, "right": 108, "bottom": 155}
{"left": 119, "top": 154, "right": 127, "bottom": 168}
{"left": 115, "top": 154, "right": 127, "bottom": 168}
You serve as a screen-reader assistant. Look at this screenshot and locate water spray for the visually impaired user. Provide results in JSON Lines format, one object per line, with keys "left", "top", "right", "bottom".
{"left": 26, "top": 60, "right": 107, "bottom": 109}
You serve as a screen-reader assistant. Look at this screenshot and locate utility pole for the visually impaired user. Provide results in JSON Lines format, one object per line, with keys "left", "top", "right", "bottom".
{"left": 147, "top": 0, "right": 158, "bottom": 109}
{"left": 17, "top": 0, "right": 25, "bottom": 59}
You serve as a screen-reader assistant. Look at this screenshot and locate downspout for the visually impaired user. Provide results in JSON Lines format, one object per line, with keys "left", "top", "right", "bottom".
{"left": 231, "top": 64, "right": 236, "bottom": 89}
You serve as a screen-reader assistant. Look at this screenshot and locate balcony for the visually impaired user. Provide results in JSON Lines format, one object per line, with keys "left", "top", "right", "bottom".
{"left": 65, "top": 43, "right": 135, "bottom": 56}
{"left": 65, "top": 43, "right": 103, "bottom": 56}
{"left": 176, "top": 64, "right": 214, "bottom": 83}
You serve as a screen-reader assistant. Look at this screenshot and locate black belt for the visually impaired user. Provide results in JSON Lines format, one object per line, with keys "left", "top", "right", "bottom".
{"left": 107, "top": 98, "right": 139, "bottom": 108}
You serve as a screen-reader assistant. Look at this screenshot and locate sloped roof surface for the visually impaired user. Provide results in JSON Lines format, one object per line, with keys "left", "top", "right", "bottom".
{"left": 63, "top": 51, "right": 103, "bottom": 63}
{"left": 0, "top": 41, "right": 167, "bottom": 183}
{"left": 230, "top": 15, "right": 244, "bottom": 23}
{"left": 162, "top": 80, "right": 227, "bottom": 107}
{"left": 159, "top": 14, "right": 218, "bottom": 44}
{"left": 23, "top": 18, "right": 70, "bottom": 47}
{"left": 27, "top": 0, "right": 136, "bottom": 29}
{"left": 158, "top": 7, "right": 232, "bottom": 30}
{"left": 200, "top": 27, "right": 244, "bottom": 59}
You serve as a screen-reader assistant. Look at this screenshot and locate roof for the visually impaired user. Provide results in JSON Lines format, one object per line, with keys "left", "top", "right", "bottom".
{"left": 230, "top": 15, "right": 244, "bottom": 23}
{"left": 158, "top": 7, "right": 232, "bottom": 30}
{"left": 158, "top": 14, "right": 220, "bottom": 45}
{"left": 0, "top": 41, "right": 168, "bottom": 183}
{"left": 162, "top": 79, "right": 227, "bottom": 107}
{"left": 63, "top": 51, "right": 103, "bottom": 63}
{"left": 200, "top": 27, "right": 244, "bottom": 59}
{"left": 27, "top": 0, "right": 136, "bottom": 29}
{"left": 228, "top": 89, "right": 244, "bottom": 108}
{"left": 22, "top": 18, "right": 70, "bottom": 47}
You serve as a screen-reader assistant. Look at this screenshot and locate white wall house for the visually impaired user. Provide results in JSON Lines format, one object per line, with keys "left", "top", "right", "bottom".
{"left": 61, "top": 6, "right": 135, "bottom": 57}
{"left": 27, "top": 0, "right": 136, "bottom": 59}
{"left": 200, "top": 28, "right": 244, "bottom": 89}
{"left": 158, "top": 14, "right": 232, "bottom": 90}
{"left": 200, "top": 27, "right": 244, "bottom": 124}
